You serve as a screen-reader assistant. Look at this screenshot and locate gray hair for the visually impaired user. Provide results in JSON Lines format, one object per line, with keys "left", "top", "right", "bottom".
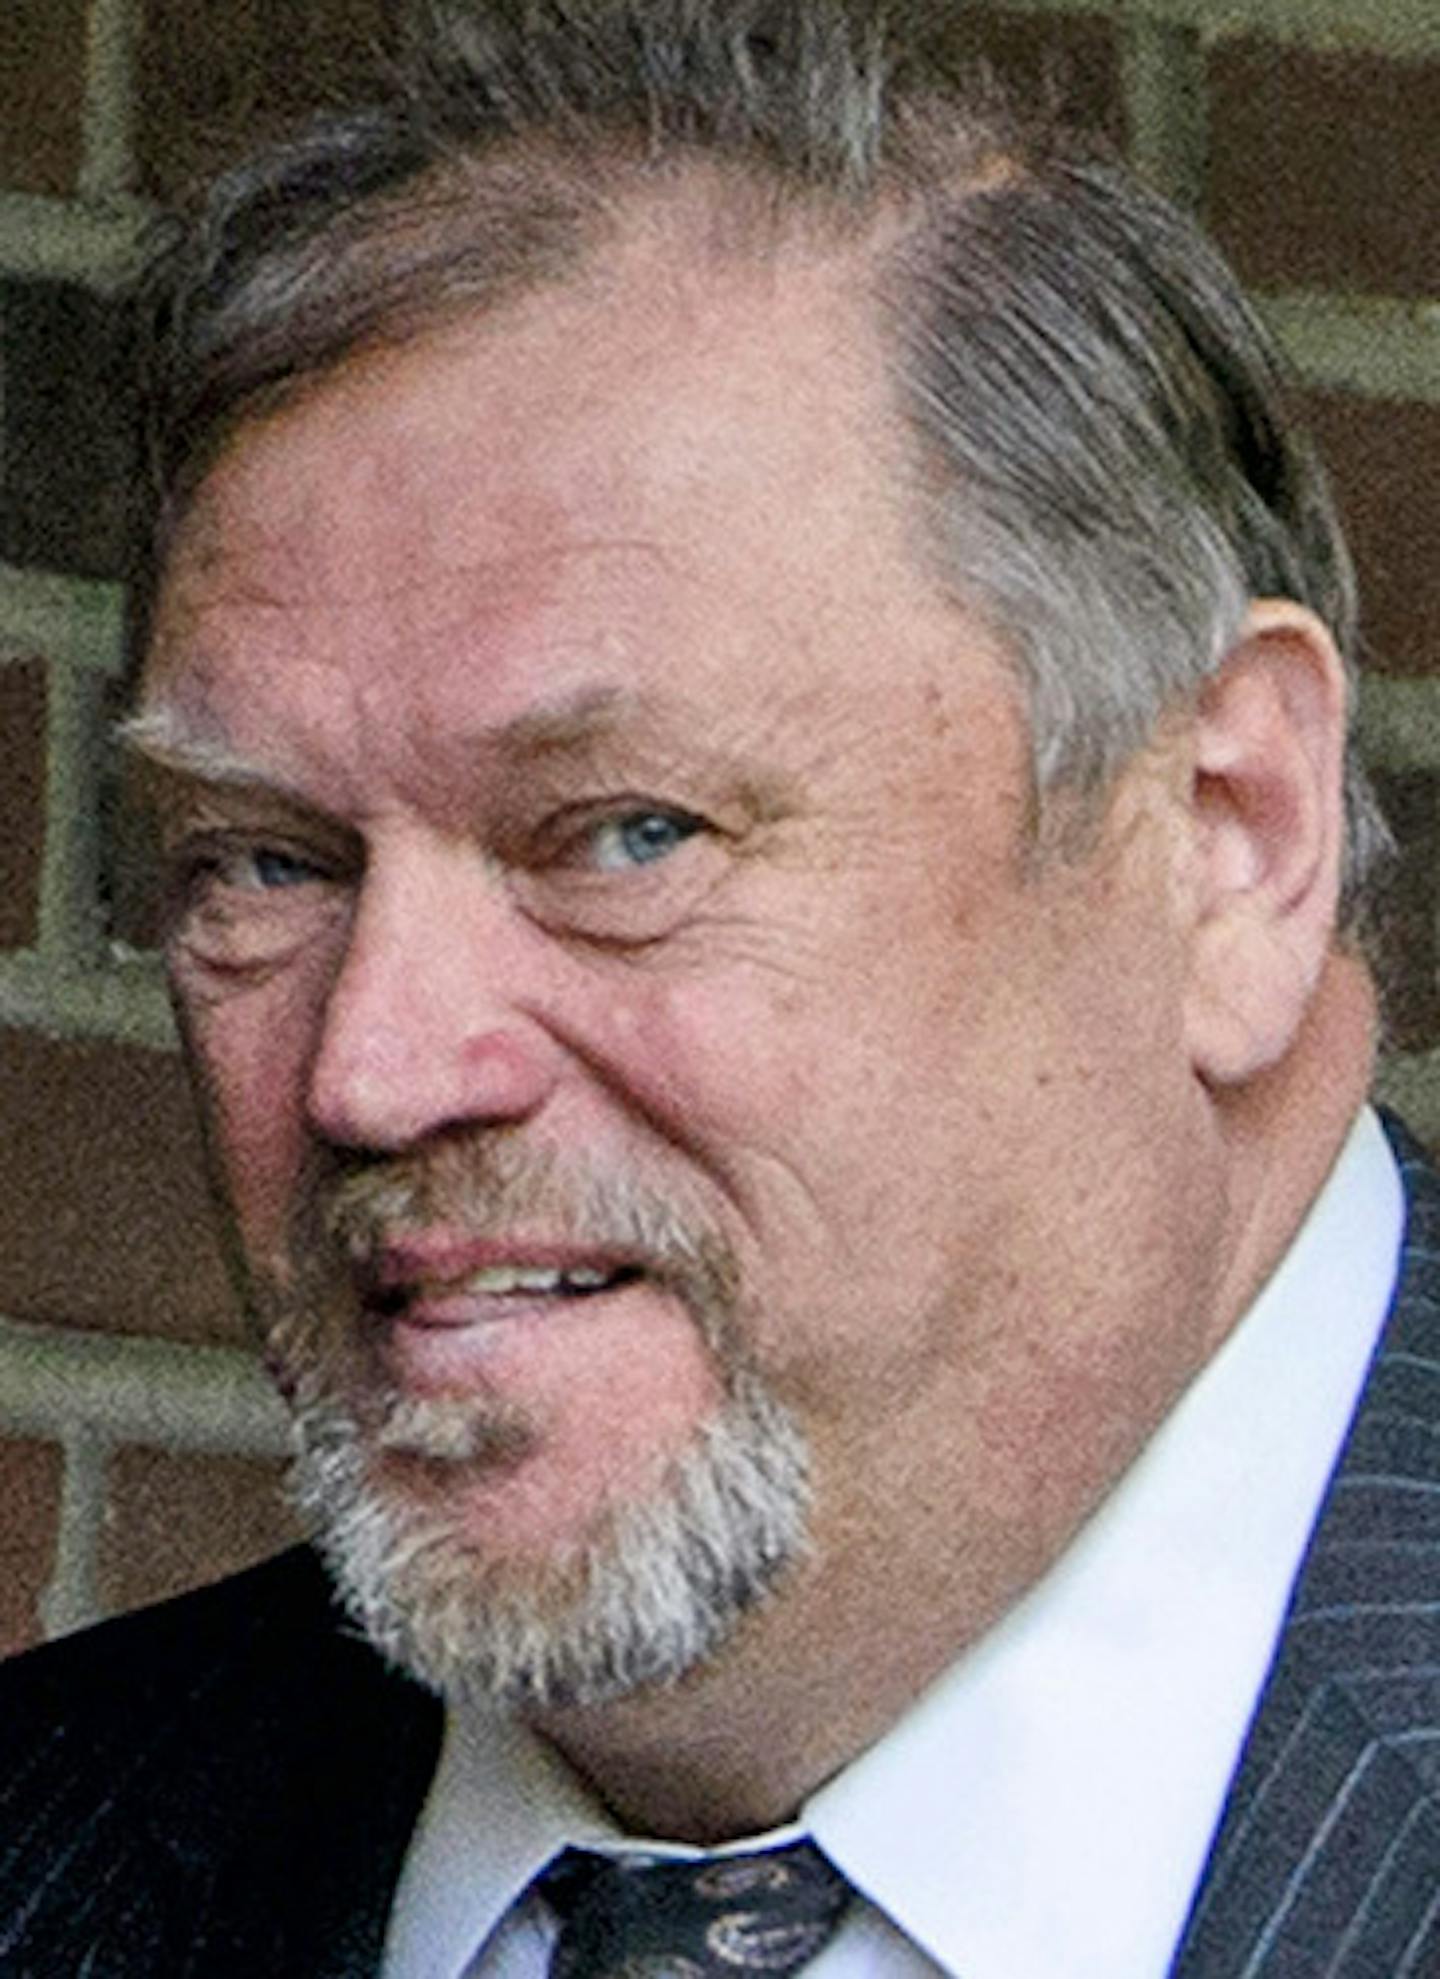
{"left": 135, "top": 0, "right": 1390, "bottom": 920}
{"left": 289, "top": 1370, "right": 811, "bottom": 1707}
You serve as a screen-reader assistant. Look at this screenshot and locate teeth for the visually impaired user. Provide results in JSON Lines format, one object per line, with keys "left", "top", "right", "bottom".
{"left": 563, "top": 1266, "right": 614, "bottom": 1290}
{"left": 459, "top": 1265, "right": 565, "bottom": 1295}
{"left": 454, "top": 1264, "right": 619, "bottom": 1297}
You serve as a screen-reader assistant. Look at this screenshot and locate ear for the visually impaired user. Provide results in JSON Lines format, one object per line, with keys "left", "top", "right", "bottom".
{"left": 1183, "top": 600, "right": 1349, "bottom": 1087}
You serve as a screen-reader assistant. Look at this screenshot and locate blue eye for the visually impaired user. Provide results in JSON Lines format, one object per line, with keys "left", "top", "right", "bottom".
{"left": 181, "top": 843, "right": 323, "bottom": 896}
{"left": 250, "top": 847, "right": 318, "bottom": 889}
{"left": 589, "top": 811, "right": 699, "bottom": 872}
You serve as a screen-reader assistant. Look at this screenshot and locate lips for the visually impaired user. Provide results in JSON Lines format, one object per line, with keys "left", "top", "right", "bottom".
{"left": 359, "top": 1237, "right": 645, "bottom": 1327}
{"left": 355, "top": 1236, "right": 661, "bottom": 1396}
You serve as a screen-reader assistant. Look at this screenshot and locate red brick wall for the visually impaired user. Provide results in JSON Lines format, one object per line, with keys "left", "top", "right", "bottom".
{"left": 3, "top": 2, "right": 1438, "bottom": 1657}
{"left": 0, "top": 1, "right": 89, "bottom": 198}
{"left": 1207, "top": 39, "right": 1440, "bottom": 300}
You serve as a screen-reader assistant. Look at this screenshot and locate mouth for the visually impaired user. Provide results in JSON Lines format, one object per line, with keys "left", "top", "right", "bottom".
{"left": 356, "top": 1236, "right": 654, "bottom": 1332}
{"left": 354, "top": 1242, "right": 680, "bottom": 1401}
{"left": 368, "top": 1258, "right": 647, "bottom": 1323}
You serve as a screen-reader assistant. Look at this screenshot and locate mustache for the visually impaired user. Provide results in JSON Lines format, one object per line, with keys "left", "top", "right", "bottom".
{"left": 295, "top": 1135, "right": 740, "bottom": 1319}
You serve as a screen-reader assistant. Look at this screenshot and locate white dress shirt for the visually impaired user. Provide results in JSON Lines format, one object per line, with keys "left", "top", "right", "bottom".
{"left": 384, "top": 1108, "right": 1405, "bottom": 1978}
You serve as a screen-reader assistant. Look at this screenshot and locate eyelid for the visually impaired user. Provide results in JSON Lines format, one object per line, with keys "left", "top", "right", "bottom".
{"left": 526, "top": 797, "right": 708, "bottom": 866}
{"left": 151, "top": 761, "right": 350, "bottom": 829}
{"left": 501, "top": 798, "right": 725, "bottom": 949}
{"left": 545, "top": 799, "right": 708, "bottom": 870}
{"left": 162, "top": 796, "right": 360, "bottom": 863}
{"left": 164, "top": 824, "right": 354, "bottom": 901}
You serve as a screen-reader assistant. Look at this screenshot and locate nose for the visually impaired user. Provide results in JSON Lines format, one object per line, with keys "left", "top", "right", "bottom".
{"left": 305, "top": 841, "right": 565, "bottom": 1153}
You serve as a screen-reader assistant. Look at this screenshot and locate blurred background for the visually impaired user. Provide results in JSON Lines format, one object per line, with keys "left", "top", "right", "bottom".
{"left": 3, "top": 0, "right": 1439, "bottom": 1655}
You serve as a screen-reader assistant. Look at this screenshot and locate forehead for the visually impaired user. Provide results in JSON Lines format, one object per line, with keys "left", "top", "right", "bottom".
{"left": 167, "top": 214, "right": 904, "bottom": 548}
{"left": 142, "top": 212, "right": 983, "bottom": 774}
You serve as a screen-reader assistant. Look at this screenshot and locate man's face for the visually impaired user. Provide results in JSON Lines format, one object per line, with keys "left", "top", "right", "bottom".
{"left": 139, "top": 225, "right": 1215, "bottom": 1705}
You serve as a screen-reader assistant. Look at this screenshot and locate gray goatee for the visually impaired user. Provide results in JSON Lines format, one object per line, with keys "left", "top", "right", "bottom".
{"left": 266, "top": 1142, "right": 813, "bottom": 1707}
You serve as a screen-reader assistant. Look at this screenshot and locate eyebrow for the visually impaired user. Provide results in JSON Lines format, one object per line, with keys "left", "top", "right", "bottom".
{"left": 121, "top": 683, "right": 798, "bottom": 817}
{"left": 120, "top": 686, "right": 631, "bottom": 771}
{"left": 485, "top": 686, "right": 635, "bottom": 758}
{"left": 117, "top": 708, "right": 317, "bottom": 808}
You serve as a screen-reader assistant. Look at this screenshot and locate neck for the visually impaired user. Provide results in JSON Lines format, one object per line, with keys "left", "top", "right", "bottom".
{"left": 528, "top": 1542, "right": 1002, "bottom": 1842}
{"left": 1200, "top": 950, "right": 1377, "bottom": 1351}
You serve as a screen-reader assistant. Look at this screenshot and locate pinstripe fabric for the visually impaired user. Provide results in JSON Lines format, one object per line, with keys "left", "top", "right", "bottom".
{"left": 1173, "top": 1117, "right": 1440, "bottom": 1977}
{"left": 2, "top": 1121, "right": 1437, "bottom": 1976}
{"left": 0, "top": 1548, "right": 443, "bottom": 1977}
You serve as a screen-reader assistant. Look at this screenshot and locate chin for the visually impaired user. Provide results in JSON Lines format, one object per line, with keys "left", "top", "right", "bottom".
{"left": 285, "top": 1368, "right": 813, "bottom": 1709}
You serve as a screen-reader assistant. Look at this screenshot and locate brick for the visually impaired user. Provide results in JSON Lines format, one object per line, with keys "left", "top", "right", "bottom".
{"left": 0, "top": 1031, "right": 240, "bottom": 1344}
{"left": 0, "top": 1438, "right": 63, "bottom": 1658}
{"left": 1208, "top": 40, "right": 1440, "bottom": 298}
{"left": 1306, "top": 395, "right": 1440, "bottom": 680}
{"left": 135, "top": 0, "right": 400, "bottom": 200}
{"left": 0, "top": 281, "right": 140, "bottom": 582}
{"left": 1371, "top": 771, "right": 1440, "bottom": 1056}
{"left": 959, "top": 9, "right": 1124, "bottom": 145}
{"left": 0, "top": 663, "right": 45, "bottom": 951}
{"left": 100, "top": 1445, "right": 300, "bottom": 1617}
{"left": 0, "top": 0, "right": 88, "bottom": 198}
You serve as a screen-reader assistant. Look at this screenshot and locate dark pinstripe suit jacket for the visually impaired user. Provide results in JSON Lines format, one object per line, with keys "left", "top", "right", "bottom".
{"left": 3, "top": 1123, "right": 1438, "bottom": 1977}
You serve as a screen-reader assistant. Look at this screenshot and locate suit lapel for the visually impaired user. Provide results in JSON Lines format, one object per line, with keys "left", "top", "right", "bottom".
{"left": 177, "top": 1557, "right": 444, "bottom": 1978}
{"left": 0, "top": 1545, "right": 443, "bottom": 1978}
{"left": 1172, "top": 1121, "right": 1440, "bottom": 1976}
{"left": 188, "top": 1669, "right": 442, "bottom": 1978}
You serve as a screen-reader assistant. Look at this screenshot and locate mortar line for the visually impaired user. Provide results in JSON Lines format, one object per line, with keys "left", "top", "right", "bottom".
{"left": 39, "top": 1428, "right": 110, "bottom": 1640}
{"left": 79, "top": 0, "right": 141, "bottom": 203}
{"left": 1121, "top": 13, "right": 1209, "bottom": 210}
{"left": 37, "top": 659, "right": 108, "bottom": 968}
{"left": 985, "top": 0, "right": 1440, "bottom": 61}
{"left": 0, "top": 1317, "right": 291, "bottom": 1455}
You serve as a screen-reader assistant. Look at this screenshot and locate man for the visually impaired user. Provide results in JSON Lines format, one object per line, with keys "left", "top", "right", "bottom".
{"left": 3, "top": 2, "right": 1436, "bottom": 1973}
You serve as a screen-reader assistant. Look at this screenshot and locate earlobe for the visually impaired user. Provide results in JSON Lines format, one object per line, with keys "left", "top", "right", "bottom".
{"left": 1182, "top": 600, "right": 1348, "bottom": 1088}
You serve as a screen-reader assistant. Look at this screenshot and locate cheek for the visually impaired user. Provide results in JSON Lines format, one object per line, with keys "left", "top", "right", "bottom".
{"left": 581, "top": 970, "right": 833, "bottom": 1154}
{"left": 177, "top": 966, "right": 332, "bottom": 1259}
{"left": 581, "top": 968, "right": 955, "bottom": 1295}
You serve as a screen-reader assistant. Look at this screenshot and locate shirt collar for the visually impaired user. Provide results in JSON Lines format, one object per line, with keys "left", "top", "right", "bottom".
{"left": 384, "top": 1698, "right": 609, "bottom": 1976}
{"left": 386, "top": 1108, "right": 1403, "bottom": 1979}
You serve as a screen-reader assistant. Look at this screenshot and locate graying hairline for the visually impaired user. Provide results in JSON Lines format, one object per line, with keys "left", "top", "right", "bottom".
{"left": 152, "top": 143, "right": 861, "bottom": 548}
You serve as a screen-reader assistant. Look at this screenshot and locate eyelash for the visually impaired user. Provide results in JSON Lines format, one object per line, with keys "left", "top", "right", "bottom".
{"left": 553, "top": 806, "right": 705, "bottom": 873}
{"left": 167, "top": 834, "right": 333, "bottom": 904}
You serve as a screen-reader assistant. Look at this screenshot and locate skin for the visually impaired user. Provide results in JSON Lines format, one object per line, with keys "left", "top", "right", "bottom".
{"left": 135, "top": 199, "right": 1375, "bottom": 1839}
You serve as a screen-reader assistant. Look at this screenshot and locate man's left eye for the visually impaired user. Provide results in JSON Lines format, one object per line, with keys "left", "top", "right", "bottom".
{"left": 585, "top": 810, "right": 701, "bottom": 872}
{"left": 248, "top": 847, "right": 318, "bottom": 889}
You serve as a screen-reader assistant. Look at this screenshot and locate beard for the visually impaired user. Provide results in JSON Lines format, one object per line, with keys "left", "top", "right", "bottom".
{"left": 256, "top": 1137, "right": 813, "bottom": 1710}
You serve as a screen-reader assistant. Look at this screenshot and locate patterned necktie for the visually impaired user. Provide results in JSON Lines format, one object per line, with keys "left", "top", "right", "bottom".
{"left": 541, "top": 1837, "right": 852, "bottom": 1976}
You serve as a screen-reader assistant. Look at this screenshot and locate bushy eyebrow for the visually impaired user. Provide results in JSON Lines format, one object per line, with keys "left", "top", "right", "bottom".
{"left": 121, "top": 686, "right": 637, "bottom": 788}
{"left": 118, "top": 707, "right": 311, "bottom": 804}
{"left": 491, "top": 685, "right": 631, "bottom": 757}
{"left": 120, "top": 683, "right": 800, "bottom": 821}
{"left": 484, "top": 688, "right": 801, "bottom": 821}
